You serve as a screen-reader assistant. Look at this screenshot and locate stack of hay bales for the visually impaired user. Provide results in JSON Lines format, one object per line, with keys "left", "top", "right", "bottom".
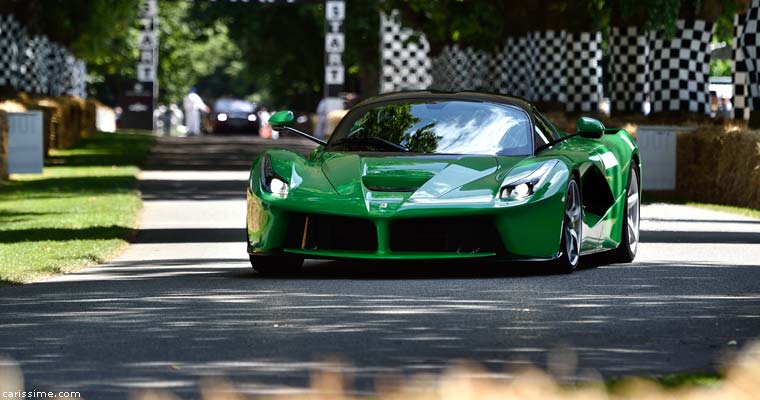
{"left": 677, "top": 127, "right": 760, "bottom": 210}
{"left": 28, "top": 96, "right": 96, "bottom": 151}
{"left": 0, "top": 95, "right": 101, "bottom": 158}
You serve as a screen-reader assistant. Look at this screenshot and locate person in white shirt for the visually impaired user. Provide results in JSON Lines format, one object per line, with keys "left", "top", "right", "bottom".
{"left": 183, "top": 87, "right": 210, "bottom": 136}
{"left": 314, "top": 97, "right": 345, "bottom": 139}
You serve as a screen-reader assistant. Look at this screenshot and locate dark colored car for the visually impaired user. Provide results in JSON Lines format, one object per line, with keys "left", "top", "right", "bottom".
{"left": 209, "top": 98, "right": 260, "bottom": 134}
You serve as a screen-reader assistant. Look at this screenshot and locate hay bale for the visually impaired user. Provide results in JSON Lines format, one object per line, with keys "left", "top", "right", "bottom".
{"left": 85, "top": 100, "right": 98, "bottom": 135}
{"left": 0, "top": 111, "right": 7, "bottom": 181}
{"left": 36, "top": 97, "right": 89, "bottom": 149}
{"left": 677, "top": 127, "right": 760, "bottom": 210}
{"left": 0, "top": 101, "right": 27, "bottom": 113}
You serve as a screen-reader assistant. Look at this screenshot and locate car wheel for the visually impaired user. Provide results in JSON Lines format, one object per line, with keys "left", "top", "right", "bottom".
{"left": 249, "top": 255, "right": 304, "bottom": 274}
{"left": 608, "top": 166, "right": 640, "bottom": 263}
{"left": 556, "top": 177, "right": 582, "bottom": 273}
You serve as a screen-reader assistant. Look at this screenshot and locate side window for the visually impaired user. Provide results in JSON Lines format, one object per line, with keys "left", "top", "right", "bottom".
{"left": 534, "top": 109, "right": 560, "bottom": 137}
{"left": 533, "top": 113, "right": 551, "bottom": 148}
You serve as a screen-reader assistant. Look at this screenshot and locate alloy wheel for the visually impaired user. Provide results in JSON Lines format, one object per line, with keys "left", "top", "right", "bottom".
{"left": 564, "top": 180, "right": 582, "bottom": 267}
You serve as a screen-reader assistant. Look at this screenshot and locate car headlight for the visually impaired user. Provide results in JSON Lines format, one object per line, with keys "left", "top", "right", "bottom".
{"left": 248, "top": 114, "right": 257, "bottom": 122}
{"left": 499, "top": 160, "right": 559, "bottom": 200}
{"left": 260, "top": 155, "right": 289, "bottom": 198}
{"left": 217, "top": 113, "right": 228, "bottom": 122}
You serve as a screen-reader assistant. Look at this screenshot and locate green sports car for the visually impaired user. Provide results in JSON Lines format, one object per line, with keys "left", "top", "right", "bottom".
{"left": 246, "top": 92, "right": 641, "bottom": 273}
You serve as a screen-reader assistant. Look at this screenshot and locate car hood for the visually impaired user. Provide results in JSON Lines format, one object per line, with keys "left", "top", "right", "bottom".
{"left": 317, "top": 152, "right": 521, "bottom": 201}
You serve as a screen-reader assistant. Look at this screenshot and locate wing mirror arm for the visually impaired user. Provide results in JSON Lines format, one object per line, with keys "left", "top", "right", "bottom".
{"left": 269, "top": 110, "right": 327, "bottom": 146}
{"left": 277, "top": 126, "right": 327, "bottom": 146}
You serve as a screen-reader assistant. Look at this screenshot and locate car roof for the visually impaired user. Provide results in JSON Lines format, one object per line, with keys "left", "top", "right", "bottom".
{"left": 355, "top": 91, "right": 533, "bottom": 112}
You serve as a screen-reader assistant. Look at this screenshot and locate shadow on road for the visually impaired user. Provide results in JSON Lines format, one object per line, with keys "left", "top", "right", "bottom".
{"left": 144, "top": 135, "right": 317, "bottom": 171}
{"left": 1, "top": 256, "right": 758, "bottom": 397}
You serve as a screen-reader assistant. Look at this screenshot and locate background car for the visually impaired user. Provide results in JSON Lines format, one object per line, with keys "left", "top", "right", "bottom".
{"left": 208, "top": 98, "right": 259, "bottom": 134}
{"left": 246, "top": 92, "right": 641, "bottom": 274}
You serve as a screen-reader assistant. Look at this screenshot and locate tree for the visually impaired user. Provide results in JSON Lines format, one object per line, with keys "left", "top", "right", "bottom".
{"left": 157, "top": 0, "right": 238, "bottom": 104}
{"left": 0, "top": 0, "right": 142, "bottom": 103}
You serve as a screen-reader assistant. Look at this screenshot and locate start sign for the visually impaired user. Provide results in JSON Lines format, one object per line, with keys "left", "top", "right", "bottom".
{"left": 324, "top": 0, "right": 345, "bottom": 95}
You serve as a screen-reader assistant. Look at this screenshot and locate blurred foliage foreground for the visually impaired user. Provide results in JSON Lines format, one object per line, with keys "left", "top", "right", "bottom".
{"left": 1, "top": 341, "right": 759, "bottom": 399}
{"left": 0, "top": 132, "right": 154, "bottom": 284}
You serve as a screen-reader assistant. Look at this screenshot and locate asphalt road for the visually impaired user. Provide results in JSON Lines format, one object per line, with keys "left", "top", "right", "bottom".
{"left": 1, "top": 134, "right": 760, "bottom": 398}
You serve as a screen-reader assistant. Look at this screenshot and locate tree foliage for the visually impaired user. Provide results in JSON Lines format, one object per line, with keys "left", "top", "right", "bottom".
{"left": 385, "top": 0, "right": 740, "bottom": 56}
{"left": 157, "top": 1, "right": 238, "bottom": 104}
{"left": 0, "top": 0, "right": 746, "bottom": 108}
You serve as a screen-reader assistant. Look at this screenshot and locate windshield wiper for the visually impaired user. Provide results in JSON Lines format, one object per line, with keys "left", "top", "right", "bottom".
{"left": 332, "top": 136, "right": 410, "bottom": 152}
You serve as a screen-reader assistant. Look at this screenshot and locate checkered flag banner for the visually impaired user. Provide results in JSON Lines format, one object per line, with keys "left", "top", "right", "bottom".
{"left": 0, "top": 15, "right": 24, "bottom": 88}
{"left": 739, "top": 0, "right": 760, "bottom": 115}
{"left": 380, "top": 13, "right": 602, "bottom": 112}
{"left": 19, "top": 35, "right": 51, "bottom": 94}
{"left": 0, "top": 14, "right": 87, "bottom": 98}
{"left": 380, "top": 12, "right": 432, "bottom": 93}
{"left": 650, "top": 20, "right": 713, "bottom": 114}
{"left": 609, "top": 20, "right": 713, "bottom": 114}
{"left": 733, "top": 13, "right": 750, "bottom": 120}
{"left": 428, "top": 32, "right": 602, "bottom": 112}
{"left": 609, "top": 27, "right": 652, "bottom": 113}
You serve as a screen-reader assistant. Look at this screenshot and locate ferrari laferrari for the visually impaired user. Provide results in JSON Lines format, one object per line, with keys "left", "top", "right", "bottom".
{"left": 246, "top": 92, "right": 641, "bottom": 273}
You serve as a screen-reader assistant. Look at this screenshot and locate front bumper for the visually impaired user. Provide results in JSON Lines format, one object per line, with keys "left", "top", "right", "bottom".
{"left": 246, "top": 187, "right": 567, "bottom": 261}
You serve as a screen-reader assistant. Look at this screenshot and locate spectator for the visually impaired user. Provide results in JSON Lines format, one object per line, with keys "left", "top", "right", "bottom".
{"left": 183, "top": 87, "right": 209, "bottom": 136}
{"left": 259, "top": 108, "right": 273, "bottom": 139}
{"left": 709, "top": 91, "right": 719, "bottom": 118}
{"left": 718, "top": 97, "right": 733, "bottom": 119}
{"left": 642, "top": 95, "right": 651, "bottom": 116}
{"left": 314, "top": 96, "right": 345, "bottom": 139}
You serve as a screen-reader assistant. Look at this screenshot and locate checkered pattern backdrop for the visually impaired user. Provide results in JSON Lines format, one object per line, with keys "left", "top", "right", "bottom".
{"left": 565, "top": 32, "right": 604, "bottom": 112}
{"left": 608, "top": 26, "right": 652, "bottom": 113}
{"left": 531, "top": 30, "right": 568, "bottom": 104}
{"left": 733, "top": 13, "right": 750, "bottom": 120}
{"left": 739, "top": 0, "right": 760, "bottom": 116}
{"left": 18, "top": 36, "right": 51, "bottom": 95}
{"left": 379, "top": 14, "right": 603, "bottom": 112}
{"left": 490, "top": 36, "right": 535, "bottom": 99}
{"left": 609, "top": 20, "right": 713, "bottom": 114}
{"left": 430, "top": 32, "right": 602, "bottom": 112}
{"left": 379, "top": 12, "right": 432, "bottom": 93}
{"left": 429, "top": 46, "right": 492, "bottom": 92}
{"left": 0, "top": 14, "right": 87, "bottom": 98}
{"left": 650, "top": 20, "right": 713, "bottom": 113}
{"left": 0, "top": 15, "right": 24, "bottom": 89}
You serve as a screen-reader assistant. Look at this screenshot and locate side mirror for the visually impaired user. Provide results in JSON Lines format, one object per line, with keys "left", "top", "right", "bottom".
{"left": 576, "top": 117, "right": 605, "bottom": 139}
{"left": 269, "top": 110, "right": 295, "bottom": 130}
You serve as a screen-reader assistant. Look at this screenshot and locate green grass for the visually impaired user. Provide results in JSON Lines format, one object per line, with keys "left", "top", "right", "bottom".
{"left": 0, "top": 132, "right": 154, "bottom": 284}
{"left": 643, "top": 191, "right": 760, "bottom": 220}
{"left": 686, "top": 202, "right": 760, "bottom": 220}
{"left": 605, "top": 372, "right": 723, "bottom": 393}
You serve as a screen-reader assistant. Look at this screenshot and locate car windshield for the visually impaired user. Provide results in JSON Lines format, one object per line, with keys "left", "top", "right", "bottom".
{"left": 214, "top": 99, "right": 255, "bottom": 113}
{"left": 329, "top": 100, "right": 532, "bottom": 155}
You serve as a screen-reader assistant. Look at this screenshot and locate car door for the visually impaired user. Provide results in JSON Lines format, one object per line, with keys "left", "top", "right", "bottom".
{"left": 533, "top": 111, "right": 613, "bottom": 253}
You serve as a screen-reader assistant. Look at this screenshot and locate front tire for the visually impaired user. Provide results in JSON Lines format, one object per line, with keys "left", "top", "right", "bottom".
{"left": 249, "top": 255, "right": 303, "bottom": 274}
{"left": 608, "top": 166, "right": 640, "bottom": 263}
{"left": 555, "top": 177, "right": 582, "bottom": 273}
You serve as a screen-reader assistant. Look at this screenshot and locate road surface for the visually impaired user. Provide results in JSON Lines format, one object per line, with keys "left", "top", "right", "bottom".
{"left": 1, "top": 135, "right": 759, "bottom": 398}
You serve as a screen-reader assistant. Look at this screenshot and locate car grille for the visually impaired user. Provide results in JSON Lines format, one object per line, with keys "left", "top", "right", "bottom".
{"left": 389, "top": 217, "right": 505, "bottom": 253}
{"left": 295, "top": 214, "right": 378, "bottom": 251}
{"left": 287, "top": 213, "right": 503, "bottom": 255}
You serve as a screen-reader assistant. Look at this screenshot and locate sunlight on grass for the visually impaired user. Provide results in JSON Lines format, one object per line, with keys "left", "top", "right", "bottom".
{"left": 687, "top": 203, "right": 760, "bottom": 220}
{"left": 0, "top": 132, "right": 154, "bottom": 284}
